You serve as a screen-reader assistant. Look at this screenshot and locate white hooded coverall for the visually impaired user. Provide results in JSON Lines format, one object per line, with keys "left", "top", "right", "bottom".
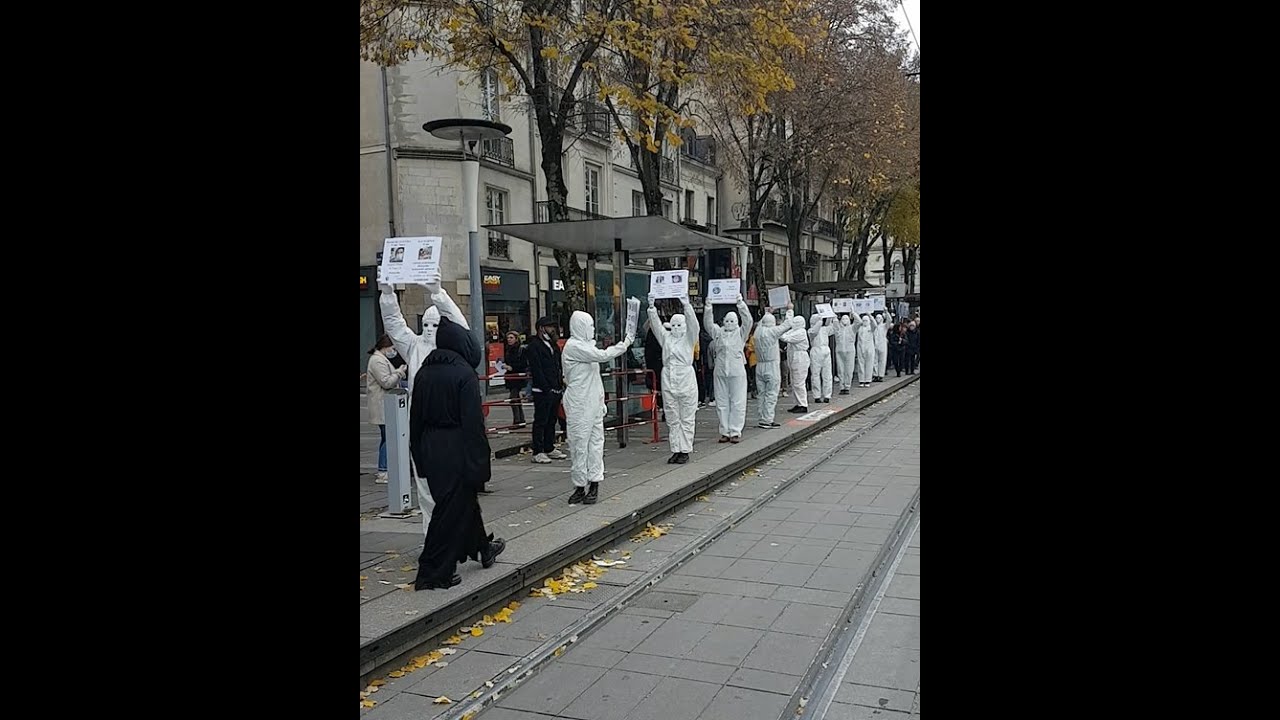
{"left": 780, "top": 311, "right": 811, "bottom": 408}
{"left": 855, "top": 314, "right": 875, "bottom": 384}
{"left": 705, "top": 298, "right": 753, "bottom": 438}
{"left": 873, "top": 313, "right": 889, "bottom": 378}
{"left": 380, "top": 283, "right": 468, "bottom": 533}
{"left": 649, "top": 298, "right": 699, "bottom": 454}
{"left": 753, "top": 311, "right": 789, "bottom": 425}
{"left": 809, "top": 319, "right": 834, "bottom": 401}
{"left": 835, "top": 315, "right": 857, "bottom": 390}
{"left": 561, "top": 311, "right": 633, "bottom": 488}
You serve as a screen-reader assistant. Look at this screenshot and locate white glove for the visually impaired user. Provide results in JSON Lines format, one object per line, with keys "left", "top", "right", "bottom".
{"left": 378, "top": 282, "right": 395, "bottom": 295}
{"left": 420, "top": 276, "right": 441, "bottom": 296}
{"left": 648, "top": 295, "right": 656, "bottom": 309}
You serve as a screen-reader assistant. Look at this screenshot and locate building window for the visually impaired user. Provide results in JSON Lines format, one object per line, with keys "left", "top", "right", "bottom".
{"left": 585, "top": 163, "right": 601, "bottom": 216}
{"left": 481, "top": 69, "right": 500, "bottom": 121}
{"left": 662, "top": 198, "right": 672, "bottom": 219}
{"left": 685, "top": 190, "right": 695, "bottom": 222}
{"left": 706, "top": 196, "right": 715, "bottom": 227}
{"left": 632, "top": 190, "right": 645, "bottom": 217}
{"left": 486, "top": 186, "right": 509, "bottom": 259}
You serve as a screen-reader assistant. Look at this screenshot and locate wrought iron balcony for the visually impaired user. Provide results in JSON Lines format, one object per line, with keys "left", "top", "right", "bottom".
{"left": 630, "top": 153, "right": 678, "bottom": 184}
{"left": 535, "top": 200, "right": 610, "bottom": 223}
{"left": 480, "top": 136, "right": 514, "bottom": 167}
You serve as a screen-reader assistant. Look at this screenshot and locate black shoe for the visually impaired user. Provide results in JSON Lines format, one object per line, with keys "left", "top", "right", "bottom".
{"left": 568, "top": 487, "right": 587, "bottom": 505}
{"left": 482, "top": 537, "right": 506, "bottom": 568}
{"left": 769, "top": 422, "right": 782, "bottom": 428}
{"left": 584, "top": 482, "right": 599, "bottom": 504}
{"left": 478, "top": 485, "right": 494, "bottom": 494}
{"left": 840, "top": 389, "right": 850, "bottom": 395}
{"left": 668, "top": 453, "right": 679, "bottom": 464}
{"left": 674, "top": 453, "right": 690, "bottom": 464}
{"left": 416, "top": 573, "right": 462, "bottom": 591}
{"left": 874, "top": 377, "right": 883, "bottom": 383}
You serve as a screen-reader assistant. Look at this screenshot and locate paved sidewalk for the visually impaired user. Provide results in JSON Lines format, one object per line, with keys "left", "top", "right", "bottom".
{"left": 359, "top": 373, "right": 920, "bottom": 676}
{"left": 357, "top": 385, "right": 920, "bottom": 719}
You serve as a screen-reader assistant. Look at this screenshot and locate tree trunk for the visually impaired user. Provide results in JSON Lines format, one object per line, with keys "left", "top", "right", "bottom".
{"left": 537, "top": 116, "right": 586, "bottom": 315}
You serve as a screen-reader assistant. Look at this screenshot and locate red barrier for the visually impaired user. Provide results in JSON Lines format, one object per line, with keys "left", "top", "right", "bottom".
{"left": 475, "top": 369, "right": 661, "bottom": 445}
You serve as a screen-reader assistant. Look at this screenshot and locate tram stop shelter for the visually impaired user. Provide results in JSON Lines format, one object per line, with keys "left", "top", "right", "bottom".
{"left": 484, "top": 214, "right": 745, "bottom": 448}
{"left": 788, "top": 278, "right": 880, "bottom": 317}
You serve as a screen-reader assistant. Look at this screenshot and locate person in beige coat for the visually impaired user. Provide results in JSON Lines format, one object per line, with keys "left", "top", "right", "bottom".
{"left": 367, "top": 334, "right": 407, "bottom": 483}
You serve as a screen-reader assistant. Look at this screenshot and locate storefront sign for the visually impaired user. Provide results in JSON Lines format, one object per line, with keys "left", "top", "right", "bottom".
{"left": 479, "top": 267, "right": 530, "bottom": 302}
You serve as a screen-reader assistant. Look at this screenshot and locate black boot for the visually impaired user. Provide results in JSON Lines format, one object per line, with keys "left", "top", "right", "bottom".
{"left": 668, "top": 453, "right": 680, "bottom": 464}
{"left": 567, "top": 487, "right": 587, "bottom": 505}
{"left": 675, "top": 452, "right": 690, "bottom": 464}
{"left": 415, "top": 573, "right": 462, "bottom": 591}
{"left": 482, "top": 537, "right": 506, "bottom": 568}
{"left": 584, "top": 482, "right": 599, "bottom": 504}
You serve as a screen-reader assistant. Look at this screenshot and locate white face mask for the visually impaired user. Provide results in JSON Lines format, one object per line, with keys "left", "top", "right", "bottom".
{"left": 669, "top": 314, "right": 686, "bottom": 338}
{"left": 842, "top": 316, "right": 851, "bottom": 326}
{"left": 384, "top": 348, "right": 397, "bottom": 359}
{"left": 423, "top": 307, "right": 441, "bottom": 344}
{"left": 723, "top": 312, "right": 739, "bottom": 332}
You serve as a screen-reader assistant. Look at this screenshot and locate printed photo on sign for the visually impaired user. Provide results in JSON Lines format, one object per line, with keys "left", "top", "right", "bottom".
{"left": 833, "top": 297, "right": 854, "bottom": 313}
{"left": 649, "top": 269, "right": 689, "bottom": 299}
{"left": 708, "top": 278, "right": 740, "bottom": 304}
{"left": 815, "top": 303, "right": 836, "bottom": 318}
{"left": 380, "top": 236, "right": 443, "bottom": 285}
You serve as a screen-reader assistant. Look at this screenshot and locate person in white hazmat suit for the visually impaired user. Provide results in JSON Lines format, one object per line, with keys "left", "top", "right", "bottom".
{"left": 752, "top": 308, "right": 790, "bottom": 429}
{"left": 808, "top": 316, "right": 835, "bottom": 403}
{"left": 780, "top": 310, "right": 811, "bottom": 412}
{"left": 704, "top": 295, "right": 753, "bottom": 443}
{"left": 835, "top": 315, "right": 857, "bottom": 394}
{"left": 379, "top": 278, "right": 469, "bottom": 533}
{"left": 648, "top": 295, "right": 699, "bottom": 464}
{"left": 854, "top": 313, "right": 875, "bottom": 387}
{"left": 873, "top": 312, "right": 889, "bottom": 382}
{"left": 561, "top": 310, "right": 634, "bottom": 506}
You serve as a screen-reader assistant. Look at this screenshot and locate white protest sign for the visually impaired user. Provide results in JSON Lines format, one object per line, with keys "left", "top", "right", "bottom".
{"left": 833, "top": 297, "right": 855, "bottom": 313}
{"left": 708, "top": 278, "right": 741, "bottom": 304}
{"left": 380, "top": 237, "right": 443, "bottom": 285}
{"left": 624, "top": 297, "right": 641, "bottom": 340}
{"left": 767, "top": 285, "right": 791, "bottom": 309}
{"left": 815, "top": 303, "right": 837, "bottom": 319}
{"left": 851, "top": 298, "right": 869, "bottom": 315}
{"left": 648, "top": 269, "right": 689, "bottom": 299}
{"left": 871, "top": 296, "right": 886, "bottom": 312}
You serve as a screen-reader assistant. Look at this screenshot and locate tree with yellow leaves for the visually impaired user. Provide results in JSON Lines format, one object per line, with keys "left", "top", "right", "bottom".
{"left": 361, "top": 0, "right": 633, "bottom": 313}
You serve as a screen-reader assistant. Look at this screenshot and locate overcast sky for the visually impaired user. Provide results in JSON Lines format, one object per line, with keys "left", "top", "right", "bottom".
{"left": 892, "top": 0, "right": 920, "bottom": 54}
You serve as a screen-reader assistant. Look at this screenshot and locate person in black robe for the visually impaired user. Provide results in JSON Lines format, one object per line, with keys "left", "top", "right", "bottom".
{"left": 904, "top": 322, "right": 920, "bottom": 375}
{"left": 410, "top": 317, "right": 505, "bottom": 590}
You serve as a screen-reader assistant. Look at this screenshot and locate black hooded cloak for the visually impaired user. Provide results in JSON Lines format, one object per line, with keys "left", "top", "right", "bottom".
{"left": 410, "top": 317, "right": 494, "bottom": 587}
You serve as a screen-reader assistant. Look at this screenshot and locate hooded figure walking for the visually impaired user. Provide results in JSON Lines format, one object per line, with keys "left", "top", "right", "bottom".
{"left": 410, "top": 317, "right": 505, "bottom": 590}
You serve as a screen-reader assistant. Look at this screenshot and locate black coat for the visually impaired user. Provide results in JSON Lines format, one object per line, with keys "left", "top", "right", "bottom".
{"left": 503, "top": 342, "right": 528, "bottom": 390}
{"left": 643, "top": 327, "right": 663, "bottom": 390}
{"left": 527, "top": 334, "right": 564, "bottom": 393}
{"left": 905, "top": 328, "right": 920, "bottom": 352}
{"left": 410, "top": 318, "right": 493, "bottom": 585}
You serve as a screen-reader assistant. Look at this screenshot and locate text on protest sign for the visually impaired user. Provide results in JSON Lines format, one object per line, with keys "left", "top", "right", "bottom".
{"left": 707, "top": 278, "right": 741, "bottom": 304}
{"left": 380, "top": 237, "right": 443, "bottom": 285}
{"left": 649, "top": 269, "right": 690, "bottom": 299}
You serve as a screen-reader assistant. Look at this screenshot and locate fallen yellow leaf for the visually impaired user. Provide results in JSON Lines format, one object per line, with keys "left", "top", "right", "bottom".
{"left": 507, "top": 601, "right": 522, "bottom": 611}
{"left": 582, "top": 582, "right": 598, "bottom": 590}
{"left": 463, "top": 713, "right": 476, "bottom": 720}
{"left": 434, "top": 696, "right": 452, "bottom": 704}
{"left": 400, "top": 565, "right": 414, "bottom": 572}
{"left": 361, "top": 700, "right": 376, "bottom": 708}
{"left": 470, "top": 627, "right": 484, "bottom": 637}
{"left": 368, "top": 679, "right": 386, "bottom": 687}
{"left": 360, "top": 575, "right": 368, "bottom": 581}
{"left": 443, "top": 635, "right": 463, "bottom": 645}
{"left": 554, "top": 646, "right": 565, "bottom": 657}
{"left": 395, "top": 583, "right": 413, "bottom": 591}
{"left": 388, "top": 670, "right": 405, "bottom": 678}
{"left": 472, "top": 690, "right": 483, "bottom": 699}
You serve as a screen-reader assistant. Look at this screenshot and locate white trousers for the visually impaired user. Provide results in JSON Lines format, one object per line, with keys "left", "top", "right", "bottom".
{"left": 662, "top": 387, "right": 698, "bottom": 453}
{"left": 713, "top": 373, "right": 748, "bottom": 437}
{"left": 756, "top": 360, "right": 781, "bottom": 424}
{"left": 810, "top": 349, "right": 833, "bottom": 400}
{"left": 788, "top": 350, "right": 811, "bottom": 408}
{"left": 858, "top": 346, "right": 875, "bottom": 383}
{"left": 837, "top": 351, "right": 856, "bottom": 390}
{"left": 875, "top": 344, "right": 888, "bottom": 378}
{"left": 567, "top": 408, "right": 605, "bottom": 488}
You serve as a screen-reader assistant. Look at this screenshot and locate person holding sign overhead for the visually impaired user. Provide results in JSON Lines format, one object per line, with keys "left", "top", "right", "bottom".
{"left": 752, "top": 307, "right": 790, "bottom": 428}
{"left": 648, "top": 294, "right": 699, "bottom": 464}
{"left": 704, "top": 294, "right": 753, "bottom": 442}
{"left": 873, "top": 312, "right": 889, "bottom": 382}
{"left": 835, "top": 315, "right": 857, "bottom": 395}
{"left": 780, "top": 308, "right": 811, "bottom": 413}
{"left": 854, "top": 313, "right": 875, "bottom": 387}
{"left": 380, "top": 275, "right": 469, "bottom": 529}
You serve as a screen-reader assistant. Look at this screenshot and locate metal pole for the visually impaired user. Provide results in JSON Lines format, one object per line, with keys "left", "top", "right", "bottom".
{"left": 613, "top": 238, "right": 627, "bottom": 448}
{"left": 462, "top": 151, "right": 485, "bottom": 373}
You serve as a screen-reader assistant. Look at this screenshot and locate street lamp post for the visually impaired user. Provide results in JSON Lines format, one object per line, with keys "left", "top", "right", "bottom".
{"left": 423, "top": 118, "right": 513, "bottom": 371}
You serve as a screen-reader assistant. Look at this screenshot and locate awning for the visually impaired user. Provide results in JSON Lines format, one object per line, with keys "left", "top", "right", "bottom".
{"left": 485, "top": 214, "right": 744, "bottom": 258}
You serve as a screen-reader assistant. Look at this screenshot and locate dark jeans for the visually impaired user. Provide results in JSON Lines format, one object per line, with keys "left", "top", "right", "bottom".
{"left": 507, "top": 387, "right": 526, "bottom": 425}
{"left": 905, "top": 351, "right": 918, "bottom": 374}
{"left": 532, "top": 391, "right": 562, "bottom": 454}
{"left": 747, "top": 364, "right": 757, "bottom": 393}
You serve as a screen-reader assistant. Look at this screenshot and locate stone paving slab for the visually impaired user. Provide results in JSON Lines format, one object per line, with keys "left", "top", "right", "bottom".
{"left": 469, "top": 389, "right": 921, "bottom": 720}
{"left": 359, "top": 374, "right": 919, "bottom": 676}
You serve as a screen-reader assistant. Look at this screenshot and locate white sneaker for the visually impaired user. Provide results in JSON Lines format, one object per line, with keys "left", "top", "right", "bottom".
{"left": 532, "top": 453, "right": 552, "bottom": 464}
{"left": 709, "top": 400, "right": 717, "bottom": 407}
{"left": 548, "top": 449, "right": 568, "bottom": 460}
{"left": 374, "top": 472, "right": 388, "bottom": 484}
